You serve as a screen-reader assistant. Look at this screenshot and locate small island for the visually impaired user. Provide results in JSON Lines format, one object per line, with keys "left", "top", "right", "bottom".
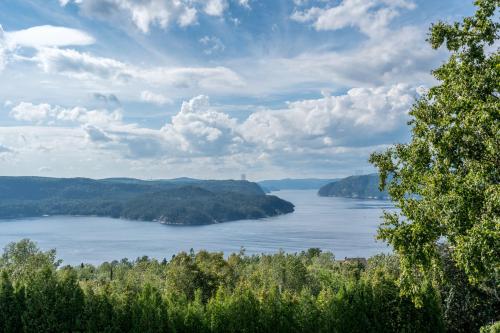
{"left": 0, "top": 177, "right": 295, "bottom": 225}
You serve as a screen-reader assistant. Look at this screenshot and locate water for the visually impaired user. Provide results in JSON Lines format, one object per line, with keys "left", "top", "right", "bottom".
{"left": 0, "top": 190, "right": 394, "bottom": 265}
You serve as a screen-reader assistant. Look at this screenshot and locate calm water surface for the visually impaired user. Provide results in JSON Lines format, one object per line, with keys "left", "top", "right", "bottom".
{"left": 0, "top": 190, "right": 394, "bottom": 265}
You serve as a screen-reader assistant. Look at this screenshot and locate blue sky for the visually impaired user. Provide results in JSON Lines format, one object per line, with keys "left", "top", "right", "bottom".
{"left": 0, "top": 0, "right": 475, "bottom": 180}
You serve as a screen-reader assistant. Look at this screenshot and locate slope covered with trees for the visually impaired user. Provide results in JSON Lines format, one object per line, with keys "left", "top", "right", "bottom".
{"left": 0, "top": 239, "right": 497, "bottom": 333}
{"left": 318, "top": 174, "right": 388, "bottom": 199}
{"left": 258, "top": 178, "right": 338, "bottom": 191}
{"left": 0, "top": 177, "right": 294, "bottom": 224}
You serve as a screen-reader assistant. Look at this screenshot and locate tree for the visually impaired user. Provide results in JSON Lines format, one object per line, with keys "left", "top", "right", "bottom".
{"left": 131, "top": 284, "right": 169, "bottom": 333}
{"left": 0, "top": 239, "right": 60, "bottom": 282}
{"left": 369, "top": 0, "right": 499, "bottom": 303}
{"left": 54, "top": 267, "right": 85, "bottom": 332}
{"left": 22, "top": 266, "right": 59, "bottom": 332}
{"left": 0, "top": 271, "right": 23, "bottom": 333}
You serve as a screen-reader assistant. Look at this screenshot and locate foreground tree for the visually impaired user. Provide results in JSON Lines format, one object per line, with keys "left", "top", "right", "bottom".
{"left": 370, "top": 0, "right": 499, "bottom": 303}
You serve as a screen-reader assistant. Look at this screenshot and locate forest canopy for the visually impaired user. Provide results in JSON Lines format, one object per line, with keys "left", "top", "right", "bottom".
{"left": 0, "top": 239, "right": 498, "bottom": 333}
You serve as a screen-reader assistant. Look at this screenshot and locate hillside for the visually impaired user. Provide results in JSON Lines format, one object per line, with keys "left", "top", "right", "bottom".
{"left": 0, "top": 177, "right": 294, "bottom": 224}
{"left": 258, "top": 178, "right": 338, "bottom": 191}
{"left": 318, "top": 174, "right": 388, "bottom": 199}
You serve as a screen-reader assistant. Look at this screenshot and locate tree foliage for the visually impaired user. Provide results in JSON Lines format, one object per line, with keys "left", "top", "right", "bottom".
{"left": 369, "top": 0, "right": 499, "bottom": 303}
{"left": 1, "top": 239, "right": 498, "bottom": 332}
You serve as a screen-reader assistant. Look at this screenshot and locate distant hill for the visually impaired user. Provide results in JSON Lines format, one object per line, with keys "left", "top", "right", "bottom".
{"left": 318, "top": 174, "right": 389, "bottom": 200}
{"left": 258, "top": 178, "right": 338, "bottom": 191}
{"left": 0, "top": 177, "right": 294, "bottom": 225}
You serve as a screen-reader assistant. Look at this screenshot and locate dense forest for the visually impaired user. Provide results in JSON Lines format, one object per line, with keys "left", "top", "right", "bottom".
{"left": 318, "top": 174, "right": 388, "bottom": 200}
{"left": 0, "top": 239, "right": 498, "bottom": 333}
{"left": 0, "top": 177, "right": 294, "bottom": 224}
{"left": 258, "top": 178, "right": 338, "bottom": 192}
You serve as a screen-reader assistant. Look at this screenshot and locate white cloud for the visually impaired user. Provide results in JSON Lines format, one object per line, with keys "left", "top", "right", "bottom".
{"left": 139, "top": 66, "right": 244, "bottom": 89}
{"left": 161, "top": 95, "right": 243, "bottom": 155}
{"left": 9, "top": 84, "right": 419, "bottom": 158}
{"left": 33, "top": 47, "right": 244, "bottom": 90}
{"left": 240, "top": 84, "right": 418, "bottom": 150}
{"left": 291, "top": 0, "right": 416, "bottom": 37}
{"left": 204, "top": 0, "right": 228, "bottom": 16}
{"left": 35, "top": 48, "right": 131, "bottom": 81}
{"left": 0, "top": 85, "right": 419, "bottom": 177}
{"left": 0, "top": 25, "right": 94, "bottom": 74}
{"left": 140, "top": 90, "right": 172, "bottom": 105}
{"left": 61, "top": 0, "right": 231, "bottom": 33}
{"left": 178, "top": 7, "right": 198, "bottom": 27}
{"left": 199, "top": 36, "right": 225, "bottom": 55}
{"left": 10, "top": 102, "right": 54, "bottom": 123}
{"left": 10, "top": 102, "right": 123, "bottom": 126}
{"left": 4, "top": 25, "right": 95, "bottom": 49}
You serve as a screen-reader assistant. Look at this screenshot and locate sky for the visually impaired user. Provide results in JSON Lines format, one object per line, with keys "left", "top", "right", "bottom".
{"left": 0, "top": 0, "right": 476, "bottom": 180}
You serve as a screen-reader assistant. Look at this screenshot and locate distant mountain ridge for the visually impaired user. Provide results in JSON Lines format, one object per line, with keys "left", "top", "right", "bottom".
{"left": 258, "top": 178, "right": 339, "bottom": 191}
{"left": 318, "top": 174, "right": 389, "bottom": 200}
{"left": 0, "top": 177, "right": 294, "bottom": 225}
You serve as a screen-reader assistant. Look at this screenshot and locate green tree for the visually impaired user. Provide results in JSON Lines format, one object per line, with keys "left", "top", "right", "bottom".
{"left": 369, "top": 0, "right": 499, "bottom": 303}
{"left": 54, "top": 267, "right": 85, "bottom": 332}
{"left": 131, "top": 284, "right": 169, "bottom": 333}
{"left": 83, "top": 286, "right": 119, "bottom": 333}
{"left": 0, "top": 239, "right": 60, "bottom": 282}
{"left": 22, "top": 266, "right": 59, "bottom": 332}
{"left": 438, "top": 245, "right": 499, "bottom": 333}
{"left": 0, "top": 271, "right": 23, "bottom": 333}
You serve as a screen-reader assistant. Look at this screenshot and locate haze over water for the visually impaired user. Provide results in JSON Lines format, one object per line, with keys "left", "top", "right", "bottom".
{"left": 0, "top": 190, "right": 393, "bottom": 265}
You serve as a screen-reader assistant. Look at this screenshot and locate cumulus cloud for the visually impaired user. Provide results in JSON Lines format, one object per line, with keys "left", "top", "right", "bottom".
{"left": 178, "top": 7, "right": 198, "bottom": 27}
{"left": 240, "top": 84, "right": 418, "bottom": 151}
{"left": 10, "top": 102, "right": 54, "bottom": 123}
{"left": 140, "top": 90, "right": 172, "bottom": 105}
{"left": 1, "top": 85, "right": 419, "bottom": 177}
{"left": 10, "top": 102, "right": 123, "bottom": 126}
{"left": 161, "top": 95, "right": 243, "bottom": 155}
{"left": 60, "top": 0, "right": 238, "bottom": 33}
{"left": 61, "top": 0, "right": 187, "bottom": 33}
{"left": 291, "top": 0, "right": 416, "bottom": 37}
{"left": 12, "top": 84, "right": 416, "bottom": 159}
{"left": 204, "top": 0, "right": 228, "bottom": 16}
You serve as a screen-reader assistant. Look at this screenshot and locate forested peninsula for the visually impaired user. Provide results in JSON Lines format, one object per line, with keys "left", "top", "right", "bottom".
{"left": 0, "top": 177, "right": 294, "bottom": 224}
{"left": 318, "top": 174, "right": 388, "bottom": 200}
